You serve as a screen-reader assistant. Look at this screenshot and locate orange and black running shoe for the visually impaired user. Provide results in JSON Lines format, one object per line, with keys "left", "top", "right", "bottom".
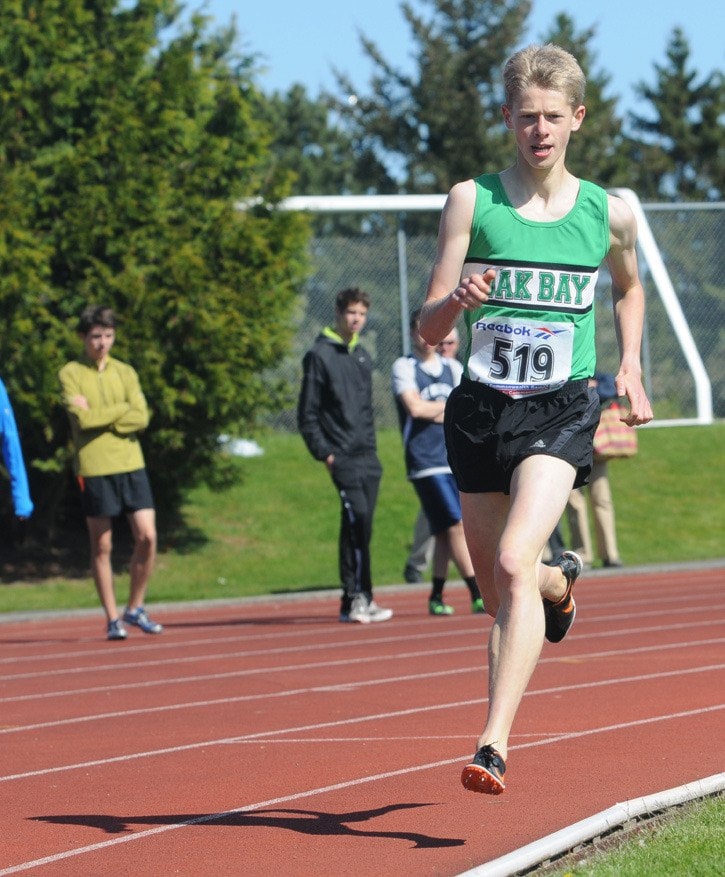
{"left": 461, "top": 744, "right": 506, "bottom": 795}
{"left": 544, "top": 550, "right": 583, "bottom": 643}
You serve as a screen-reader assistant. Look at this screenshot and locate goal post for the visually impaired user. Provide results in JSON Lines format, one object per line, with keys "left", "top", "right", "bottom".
{"left": 610, "top": 189, "right": 713, "bottom": 425}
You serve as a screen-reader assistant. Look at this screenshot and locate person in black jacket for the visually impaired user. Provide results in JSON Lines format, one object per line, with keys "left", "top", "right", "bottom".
{"left": 297, "top": 287, "right": 393, "bottom": 624}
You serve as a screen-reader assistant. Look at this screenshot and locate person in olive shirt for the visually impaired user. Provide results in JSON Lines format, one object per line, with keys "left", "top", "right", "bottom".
{"left": 60, "top": 304, "right": 163, "bottom": 641}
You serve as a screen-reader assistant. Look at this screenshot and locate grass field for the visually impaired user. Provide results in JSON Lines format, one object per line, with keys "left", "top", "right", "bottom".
{"left": 543, "top": 794, "right": 724, "bottom": 876}
{"left": 0, "top": 421, "right": 723, "bottom": 613}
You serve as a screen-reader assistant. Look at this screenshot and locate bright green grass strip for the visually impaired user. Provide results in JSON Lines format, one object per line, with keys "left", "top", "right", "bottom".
{"left": 0, "top": 422, "right": 723, "bottom": 613}
{"left": 546, "top": 795, "right": 724, "bottom": 876}
{"left": 602, "top": 422, "right": 725, "bottom": 563}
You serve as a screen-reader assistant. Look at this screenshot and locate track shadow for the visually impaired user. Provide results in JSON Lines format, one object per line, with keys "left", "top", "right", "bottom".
{"left": 0, "top": 614, "right": 338, "bottom": 643}
{"left": 0, "top": 636, "right": 100, "bottom": 645}
{"left": 31, "top": 802, "right": 465, "bottom": 849}
{"left": 270, "top": 584, "right": 338, "bottom": 595}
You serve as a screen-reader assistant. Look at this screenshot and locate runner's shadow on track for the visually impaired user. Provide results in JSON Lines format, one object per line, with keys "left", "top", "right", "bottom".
{"left": 32, "top": 802, "right": 465, "bottom": 849}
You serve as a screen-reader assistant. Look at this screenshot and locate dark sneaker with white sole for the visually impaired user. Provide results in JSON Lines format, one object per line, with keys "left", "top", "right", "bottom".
{"left": 123, "top": 606, "right": 163, "bottom": 634}
{"left": 107, "top": 619, "right": 128, "bottom": 641}
{"left": 543, "top": 550, "right": 583, "bottom": 643}
{"left": 461, "top": 744, "right": 506, "bottom": 795}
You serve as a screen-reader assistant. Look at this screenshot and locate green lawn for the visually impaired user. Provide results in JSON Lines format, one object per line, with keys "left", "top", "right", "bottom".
{"left": 1, "top": 422, "right": 723, "bottom": 613}
{"left": 544, "top": 794, "right": 724, "bottom": 876}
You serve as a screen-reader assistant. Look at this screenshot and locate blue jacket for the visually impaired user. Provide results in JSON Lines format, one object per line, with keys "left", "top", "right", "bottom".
{"left": 0, "top": 379, "right": 34, "bottom": 517}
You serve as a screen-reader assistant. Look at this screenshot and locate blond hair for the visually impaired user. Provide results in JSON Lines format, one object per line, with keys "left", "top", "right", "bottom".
{"left": 503, "top": 44, "right": 586, "bottom": 109}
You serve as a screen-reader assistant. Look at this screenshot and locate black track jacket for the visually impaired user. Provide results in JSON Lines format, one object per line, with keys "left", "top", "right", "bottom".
{"left": 297, "top": 331, "right": 377, "bottom": 462}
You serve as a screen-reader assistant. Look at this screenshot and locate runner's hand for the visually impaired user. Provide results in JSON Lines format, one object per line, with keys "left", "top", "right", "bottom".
{"left": 451, "top": 269, "right": 497, "bottom": 310}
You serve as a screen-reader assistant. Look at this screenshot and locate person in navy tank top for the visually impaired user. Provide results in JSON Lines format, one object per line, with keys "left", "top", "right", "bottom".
{"left": 392, "top": 310, "right": 484, "bottom": 616}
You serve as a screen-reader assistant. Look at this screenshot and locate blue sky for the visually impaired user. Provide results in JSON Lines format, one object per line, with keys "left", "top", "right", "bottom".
{"left": 197, "top": 0, "right": 722, "bottom": 116}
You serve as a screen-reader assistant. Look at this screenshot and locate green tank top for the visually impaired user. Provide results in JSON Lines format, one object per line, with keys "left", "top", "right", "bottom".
{"left": 461, "top": 173, "right": 609, "bottom": 396}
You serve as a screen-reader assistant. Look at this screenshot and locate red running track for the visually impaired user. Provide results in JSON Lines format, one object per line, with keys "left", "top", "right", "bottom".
{"left": 0, "top": 563, "right": 723, "bottom": 876}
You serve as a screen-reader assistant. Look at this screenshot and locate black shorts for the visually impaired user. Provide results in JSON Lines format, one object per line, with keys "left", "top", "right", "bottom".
{"left": 79, "top": 469, "right": 155, "bottom": 518}
{"left": 444, "top": 378, "right": 600, "bottom": 495}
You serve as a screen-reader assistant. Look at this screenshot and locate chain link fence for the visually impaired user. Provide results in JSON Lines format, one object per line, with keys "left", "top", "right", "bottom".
{"left": 267, "top": 202, "right": 723, "bottom": 431}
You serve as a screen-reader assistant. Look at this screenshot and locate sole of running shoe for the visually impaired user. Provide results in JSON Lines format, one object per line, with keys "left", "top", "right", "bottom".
{"left": 460, "top": 763, "right": 505, "bottom": 795}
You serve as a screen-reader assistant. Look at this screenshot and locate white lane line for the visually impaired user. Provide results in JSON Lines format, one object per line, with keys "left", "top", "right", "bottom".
{"left": 1, "top": 661, "right": 722, "bottom": 735}
{"left": 0, "top": 592, "right": 722, "bottom": 668}
{"left": 1, "top": 633, "right": 723, "bottom": 706}
{"left": 1, "top": 665, "right": 723, "bottom": 778}
{"left": 0, "top": 704, "right": 722, "bottom": 876}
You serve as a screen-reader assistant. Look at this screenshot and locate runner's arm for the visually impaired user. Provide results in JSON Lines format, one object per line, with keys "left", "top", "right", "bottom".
{"left": 420, "top": 180, "right": 496, "bottom": 344}
{"left": 606, "top": 194, "right": 654, "bottom": 426}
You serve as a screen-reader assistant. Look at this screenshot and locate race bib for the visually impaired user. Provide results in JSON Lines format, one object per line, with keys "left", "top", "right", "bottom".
{"left": 468, "top": 315, "right": 574, "bottom": 397}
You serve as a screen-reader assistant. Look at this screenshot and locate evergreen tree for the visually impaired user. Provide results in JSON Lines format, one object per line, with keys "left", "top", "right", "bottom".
{"left": 261, "top": 84, "right": 392, "bottom": 197}
{"left": 258, "top": 84, "right": 395, "bottom": 233}
{"left": 628, "top": 28, "right": 723, "bottom": 200}
{"left": 0, "top": 1, "right": 309, "bottom": 539}
{"left": 332, "top": 0, "right": 533, "bottom": 195}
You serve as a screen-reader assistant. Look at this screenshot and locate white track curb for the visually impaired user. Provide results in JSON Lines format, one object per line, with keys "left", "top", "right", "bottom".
{"left": 456, "top": 772, "right": 725, "bottom": 877}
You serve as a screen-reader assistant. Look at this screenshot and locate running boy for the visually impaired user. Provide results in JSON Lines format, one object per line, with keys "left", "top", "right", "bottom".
{"left": 419, "top": 44, "right": 653, "bottom": 794}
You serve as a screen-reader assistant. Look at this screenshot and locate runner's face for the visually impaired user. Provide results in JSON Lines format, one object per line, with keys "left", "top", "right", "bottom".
{"left": 335, "top": 303, "right": 368, "bottom": 341}
{"left": 503, "top": 86, "right": 584, "bottom": 169}
{"left": 83, "top": 326, "right": 115, "bottom": 364}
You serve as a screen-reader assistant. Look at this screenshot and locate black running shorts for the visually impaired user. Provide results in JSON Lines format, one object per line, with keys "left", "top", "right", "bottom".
{"left": 79, "top": 468, "right": 155, "bottom": 518}
{"left": 444, "top": 378, "right": 601, "bottom": 495}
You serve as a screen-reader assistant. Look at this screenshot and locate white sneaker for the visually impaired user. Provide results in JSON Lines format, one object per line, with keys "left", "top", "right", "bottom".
{"left": 346, "top": 594, "right": 372, "bottom": 624}
{"left": 367, "top": 599, "right": 393, "bottom": 622}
